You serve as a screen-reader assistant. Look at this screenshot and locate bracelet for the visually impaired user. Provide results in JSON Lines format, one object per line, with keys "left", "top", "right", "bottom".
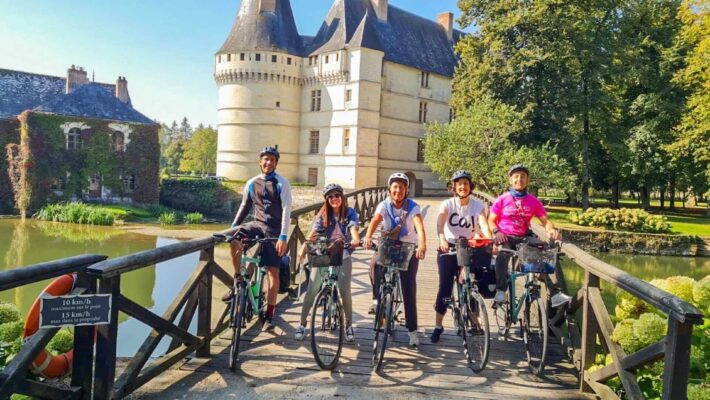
{"left": 493, "top": 228, "right": 499, "bottom": 234}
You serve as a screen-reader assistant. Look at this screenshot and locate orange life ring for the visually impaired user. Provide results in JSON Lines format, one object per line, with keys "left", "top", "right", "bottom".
{"left": 23, "top": 273, "right": 76, "bottom": 378}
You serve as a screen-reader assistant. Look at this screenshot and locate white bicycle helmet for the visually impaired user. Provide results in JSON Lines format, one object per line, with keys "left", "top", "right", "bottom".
{"left": 387, "top": 172, "right": 409, "bottom": 187}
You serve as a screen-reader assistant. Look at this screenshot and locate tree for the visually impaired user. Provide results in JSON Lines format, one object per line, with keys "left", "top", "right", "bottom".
{"left": 163, "top": 140, "right": 185, "bottom": 175}
{"left": 178, "top": 117, "right": 193, "bottom": 141}
{"left": 179, "top": 127, "right": 217, "bottom": 176}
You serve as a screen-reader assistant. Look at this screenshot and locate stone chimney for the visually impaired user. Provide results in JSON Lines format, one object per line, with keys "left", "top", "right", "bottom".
{"left": 259, "top": 0, "right": 276, "bottom": 13}
{"left": 372, "top": 0, "right": 387, "bottom": 22}
{"left": 115, "top": 76, "right": 129, "bottom": 103}
{"left": 437, "top": 12, "right": 454, "bottom": 41}
{"left": 66, "top": 65, "right": 89, "bottom": 94}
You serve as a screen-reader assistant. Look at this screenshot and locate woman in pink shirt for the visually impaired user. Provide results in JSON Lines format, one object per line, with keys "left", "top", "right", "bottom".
{"left": 488, "top": 164, "right": 570, "bottom": 308}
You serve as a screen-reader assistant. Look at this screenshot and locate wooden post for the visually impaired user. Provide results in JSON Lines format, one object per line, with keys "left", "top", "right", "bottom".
{"left": 71, "top": 271, "right": 97, "bottom": 398}
{"left": 93, "top": 275, "right": 120, "bottom": 400}
{"left": 662, "top": 319, "right": 693, "bottom": 400}
{"left": 196, "top": 248, "right": 213, "bottom": 358}
{"left": 580, "top": 271, "right": 599, "bottom": 393}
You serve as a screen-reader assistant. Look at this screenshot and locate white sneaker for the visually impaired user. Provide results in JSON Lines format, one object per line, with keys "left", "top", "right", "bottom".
{"left": 345, "top": 326, "right": 355, "bottom": 342}
{"left": 408, "top": 331, "right": 419, "bottom": 347}
{"left": 295, "top": 324, "right": 306, "bottom": 340}
{"left": 551, "top": 292, "right": 572, "bottom": 308}
{"left": 494, "top": 290, "right": 506, "bottom": 303}
{"left": 368, "top": 302, "right": 377, "bottom": 315}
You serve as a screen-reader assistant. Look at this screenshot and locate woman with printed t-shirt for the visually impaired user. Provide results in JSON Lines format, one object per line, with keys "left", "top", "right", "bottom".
{"left": 431, "top": 171, "right": 492, "bottom": 343}
{"left": 364, "top": 173, "right": 427, "bottom": 347}
{"left": 295, "top": 184, "right": 360, "bottom": 342}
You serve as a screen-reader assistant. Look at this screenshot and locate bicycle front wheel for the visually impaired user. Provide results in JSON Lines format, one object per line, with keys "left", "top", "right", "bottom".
{"left": 229, "top": 282, "right": 248, "bottom": 371}
{"left": 524, "top": 296, "right": 548, "bottom": 375}
{"left": 372, "top": 291, "right": 392, "bottom": 371}
{"left": 310, "top": 287, "right": 343, "bottom": 370}
{"left": 462, "top": 290, "right": 490, "bottom": 372}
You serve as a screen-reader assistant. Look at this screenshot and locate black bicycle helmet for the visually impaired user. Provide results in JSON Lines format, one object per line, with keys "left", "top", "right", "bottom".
{"left": 508, "top": 164, "right": 529, "bottom": 176}
{"left": 259, "top": 146, "right": 280, "bottom": 161}
{"left": 322, "top": 183, "right": 344, "bottom": 198}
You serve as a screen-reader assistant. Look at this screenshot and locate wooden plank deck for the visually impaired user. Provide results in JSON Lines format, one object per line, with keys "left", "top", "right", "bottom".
{"left": 128, "top": 199, "right": 589, "bottom": 400}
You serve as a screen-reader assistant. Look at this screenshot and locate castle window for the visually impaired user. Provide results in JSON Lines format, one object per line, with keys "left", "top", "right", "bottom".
{"left": 67, "top": 128, "right": 82, "bottom": 150}
{"left": 417, "top": 139, "right": 425, "bottom": 162}
{"left": 227, "top": 54, "right": 232, "bottom": 62}
{"left": 287, "top": 57, "right": 292, "bottom": 65}
{"left": 111, "top": 131, "right": 125, "bottom": 152}
{"left": 418, "top": 101, "right": 428, "bottom": 123}
{"left": 255, "top": 53, "right": 261, "bottom": 62}
{"left": 336, "top": 53, "right": 339, "bottom": 61}
{"left": 122, "top": 174, "right": 135, "bottom": 193}
{"left": 240, "top": 53, "right": 245, "bottom": 61}
{"left": 272, "top": 54, "right": 277, "bottom": 63}
{"left": 309, "top": 131, "right": 320, "bottom": 154}
{"left": 345, "top": 89, "right": 352, "bottom": 102}
{"left": 420, "top": 71, "right": 430, "bottom": 88}
{"left": 310, "top": 90, "right": 321, "bottom": 112}
{"left": 325, "top": 55, "right": 329, "bottom": 63}
{"left": 50, "top": 176, "right": 66, "bottom": 191}
{"left": 276, "top": 101, "right": 281, "bottom": 108}
{"left": 343, "top": 129, "right": 351, "bottom": 152}
{"left": 308, "top": 168, "right": 318, "bottom": 185}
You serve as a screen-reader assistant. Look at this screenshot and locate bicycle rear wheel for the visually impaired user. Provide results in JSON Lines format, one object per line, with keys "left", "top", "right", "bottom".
{"left": 372, "top": 291, "right": 391, "bottom": 371}
{"left": 493, "top": 289, "right": 511, "bottom": 336}
{"left": 523, "top": 296, "right": 548, "bottom": 375}
{"left": 462, "top": 290, "right": 490, "bottom": 372}
{"left": 310, "top": 287, "right": 344, "bottom": 370}
{"left": 229, "top": 282, "right": 248, "bottom": 371}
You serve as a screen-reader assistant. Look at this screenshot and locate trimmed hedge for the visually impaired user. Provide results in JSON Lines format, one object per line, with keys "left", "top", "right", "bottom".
{"left": 568, "top": 207, "right": 671, "bottom": 233}
{"left": 160, "top": 178, "right": 238, "bottom": 218}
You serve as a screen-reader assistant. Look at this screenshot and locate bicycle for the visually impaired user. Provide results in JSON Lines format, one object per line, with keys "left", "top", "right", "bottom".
{"left": 305, "top": 237, "right": 353, "bottom": 370}
{"left": 214, "top": 232, "right": 278, "bottom": 371}
{"left": 371, "top": 237, "right": 417, "bottom": 371}
{"left": 444, "top": 237, "right": 492, "bottom": 373}
{"left": 492, "top": 237, "right": 559, "bottom": 375}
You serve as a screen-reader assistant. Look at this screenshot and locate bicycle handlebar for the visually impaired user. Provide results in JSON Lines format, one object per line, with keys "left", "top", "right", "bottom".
{"left": 213, "top": 233, "right": 279, "bottom": 244}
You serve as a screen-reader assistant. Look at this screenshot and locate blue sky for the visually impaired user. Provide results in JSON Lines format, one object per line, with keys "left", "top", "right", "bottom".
{"left": 0, "top": 1, "right": 469, "bottom": 127}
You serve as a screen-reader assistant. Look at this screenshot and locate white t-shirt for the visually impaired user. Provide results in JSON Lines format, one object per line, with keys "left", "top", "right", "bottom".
{"left": 439, "top": 196, "right": 486, "bottom": 242}
{"left": 375, "top": 199, "right": 422, "bottom": 244}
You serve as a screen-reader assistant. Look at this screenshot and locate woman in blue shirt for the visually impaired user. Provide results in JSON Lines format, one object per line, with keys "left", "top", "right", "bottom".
{"left": 295, "top": 184, "right": 360, "bottom": 342}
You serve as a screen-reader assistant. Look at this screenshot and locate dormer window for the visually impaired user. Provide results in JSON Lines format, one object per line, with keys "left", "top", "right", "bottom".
{"left": 111, "top": 131, "right": 125, "bottom": 152}
{"left": 67, "top": 128, "right": 82, "bottom": 150}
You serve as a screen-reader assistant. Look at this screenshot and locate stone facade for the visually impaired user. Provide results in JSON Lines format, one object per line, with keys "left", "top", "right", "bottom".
{"left": 215, "top": 0, "right": 463, "bottom": 194}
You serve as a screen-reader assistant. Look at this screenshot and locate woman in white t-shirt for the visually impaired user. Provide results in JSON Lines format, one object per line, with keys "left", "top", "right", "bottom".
{"left": 431, "top": 170, "right": 491, "bottom": 343}
{"left": 364, "top": 173, "right": 427, "bottom": 347}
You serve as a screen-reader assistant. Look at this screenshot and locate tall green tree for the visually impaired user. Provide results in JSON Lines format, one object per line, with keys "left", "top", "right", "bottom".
{"left": 180, "top": 127, "right": 217, "bottom": 176}
{"left": 163, "top": 139, "right": 185, "bottom": 175}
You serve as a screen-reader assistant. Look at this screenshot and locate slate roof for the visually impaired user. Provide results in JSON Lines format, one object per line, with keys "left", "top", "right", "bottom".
{"left": 217, "top": 0, "right": 304, "bottom": 56}
{"left": 0, "top": 69, "right": 152, "bottom": 124}
{"left": 219, "top": 0, "right": 465, "bottom": 77}
{"left": 34, "top": 83, "right": 154, "bottom": 124}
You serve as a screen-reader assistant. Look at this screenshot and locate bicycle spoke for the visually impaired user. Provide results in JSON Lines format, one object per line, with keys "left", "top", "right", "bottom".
{"left": 524, "top": 296, "right": 548, "bottom": 375}
{"left": 463, "top": 291, "right": 490, "bottom": 372}
{"left": 311, "top": 288, "right": 343, "bottom": 370}
{"left": 372, "top": 291, "right": 390, "bottom": 371}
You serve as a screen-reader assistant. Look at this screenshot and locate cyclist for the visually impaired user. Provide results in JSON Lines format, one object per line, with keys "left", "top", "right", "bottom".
{"left": 224, "top": 146, "right": 293, "bottom": 332}
{"left": 488, "top": 164, "right": 571, "bottom": 308}
{"left": 364, "top": 173, "right": 427, "bottom": 347}
{"left": 295, "top": 183, "right": 360, "bottom": 343}
{"left": 431, "top": 170, "right": 492, "bottom": 343}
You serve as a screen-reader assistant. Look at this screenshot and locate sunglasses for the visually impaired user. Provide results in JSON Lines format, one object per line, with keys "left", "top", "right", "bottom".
{"left": 327, "top": 193, "right": 342, "bottom": 200}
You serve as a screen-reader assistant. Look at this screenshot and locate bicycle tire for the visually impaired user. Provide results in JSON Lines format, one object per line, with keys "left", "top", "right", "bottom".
{"left": 524, "top": 296, "right": 548, "bottom": 375}
{"left": 463, "top": 290, "right": 490, "bottom": 372}
{"left": 257, "top": 269, "right": 268, "bottom": 323}
{"left": 310, "top": 287, "right": 344, "bottom": 370}
{"left": 229, "top": 282, "right": 248, "bottom": 371}
{"left": 372, "top": 291, "right": 391, "bottom": 371}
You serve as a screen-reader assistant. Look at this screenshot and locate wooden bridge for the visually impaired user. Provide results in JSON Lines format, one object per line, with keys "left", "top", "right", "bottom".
{"left": 0, "top": 188, "right": 703, "bottom": 400}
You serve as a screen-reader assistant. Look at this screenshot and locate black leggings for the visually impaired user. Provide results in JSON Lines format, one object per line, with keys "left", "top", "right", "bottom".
{"left": 435, "top": 252, "right": 459, "bottom": 315}
{"left": 369, "top": 254, "right": 419, "bottom": 332}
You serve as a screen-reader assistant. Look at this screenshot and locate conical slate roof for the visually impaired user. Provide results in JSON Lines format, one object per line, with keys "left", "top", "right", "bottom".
{"left": 217, "top": 0, "right": 304, "bottom": 56}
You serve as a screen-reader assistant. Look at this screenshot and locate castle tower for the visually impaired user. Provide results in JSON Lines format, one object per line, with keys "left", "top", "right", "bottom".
{"left": 215, "top": 0, "right": 304, "bottom": 181}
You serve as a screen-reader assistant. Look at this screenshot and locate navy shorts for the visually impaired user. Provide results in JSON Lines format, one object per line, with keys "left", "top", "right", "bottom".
{"left": 235, "top": 222, "right": 281, "bottom": 268}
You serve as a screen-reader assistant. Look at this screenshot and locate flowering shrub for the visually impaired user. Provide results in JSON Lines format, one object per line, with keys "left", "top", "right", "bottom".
{"left": 568, "top": 207, "right": 671, "bottom": 233}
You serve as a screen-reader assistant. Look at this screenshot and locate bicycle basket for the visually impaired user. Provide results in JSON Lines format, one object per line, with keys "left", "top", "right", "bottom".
{"left": 517, "top": 243, "right": 556, "bottom": 274}
{"left": 306, "top": 240, "right": 343, "bottom": 268}
{"left": 455, "top": 238, "right": 492, "bottom": 272}
{"left": 377, "top": 238, "right": 416, "bottom": 271}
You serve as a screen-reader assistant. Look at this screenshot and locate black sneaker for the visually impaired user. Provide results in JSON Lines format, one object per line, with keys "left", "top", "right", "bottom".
{"left": 430, "top": 327, "right": 444, "bottom": 343}
{"left": 262, "top": 317, "right": 275, "bottom": 332}
{"left": 221, "top": 289, "right": 235, "bottom": 303}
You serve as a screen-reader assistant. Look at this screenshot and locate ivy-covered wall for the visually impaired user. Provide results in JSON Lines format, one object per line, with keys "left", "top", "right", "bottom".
{"left": 9, "top": 112, "right": 159, "bottom": 213}
{"left": 0, "top": 118, "right": 20, "bottom": 214}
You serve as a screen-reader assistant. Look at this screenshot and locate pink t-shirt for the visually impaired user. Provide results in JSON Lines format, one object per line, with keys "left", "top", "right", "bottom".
{"left": 490, "top": 193, "right": 547, "bottom": 236}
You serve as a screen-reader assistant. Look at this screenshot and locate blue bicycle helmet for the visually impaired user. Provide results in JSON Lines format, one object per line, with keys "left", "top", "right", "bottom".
{"left": 322, "top": 183, "right": 344, "bottom": 198}
{"left": 508, "top": 164, "right": 529, "bottom": 176}
{"left": 259, "top": 146, "right": 280, "bottom": 161}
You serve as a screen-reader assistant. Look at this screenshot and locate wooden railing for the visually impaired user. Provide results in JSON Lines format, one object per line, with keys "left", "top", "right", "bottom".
{"left": 472, "top": 191, "right": 704, "bottom": 400}
{"left": 0, "top": 186, "right": 387, "bottom": 400}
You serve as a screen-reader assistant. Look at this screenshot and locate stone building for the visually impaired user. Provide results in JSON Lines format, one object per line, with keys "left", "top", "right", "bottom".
{"left": 0, "top": 66, "right": 159, "bottom": 213}
{"left": 215, "top": 0, "right": 464, "bottom": 195}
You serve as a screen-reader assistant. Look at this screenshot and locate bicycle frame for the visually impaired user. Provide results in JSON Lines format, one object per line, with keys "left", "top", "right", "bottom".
{"left": 507, "top": 271, "right": 541, "bottom": 322}
{"left": 238, "top": 253, "right": 267, "bottom": 316}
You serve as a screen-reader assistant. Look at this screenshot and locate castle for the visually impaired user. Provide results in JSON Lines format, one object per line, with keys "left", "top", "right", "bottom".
{"left": 215, "top": 0, "right": 464, "bottom": 195}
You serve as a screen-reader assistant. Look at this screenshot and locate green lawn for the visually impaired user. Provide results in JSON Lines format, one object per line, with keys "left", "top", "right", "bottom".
{"left": 545, "top": 205, "right": 710, "bottom": 237}
{"left": 100, "top": 204, "right": 160, "bottom": 222}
